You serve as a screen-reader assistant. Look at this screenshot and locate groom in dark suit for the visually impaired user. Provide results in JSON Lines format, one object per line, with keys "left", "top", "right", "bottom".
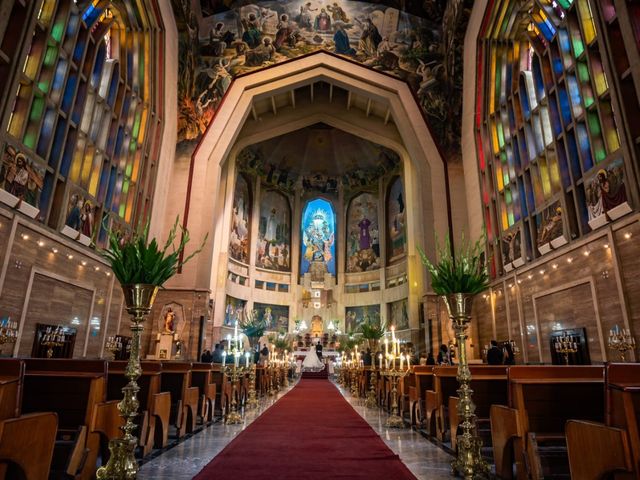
{"left": 315, "top": 341, "right": 323, "bottom": 359}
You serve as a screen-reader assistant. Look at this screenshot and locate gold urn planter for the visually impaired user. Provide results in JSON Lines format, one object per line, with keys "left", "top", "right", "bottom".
{"left": 442, "top": 293, "right": 489, "bottom": 480}
{"left": 97, "top": 284, "right": 159, "bottom": 480}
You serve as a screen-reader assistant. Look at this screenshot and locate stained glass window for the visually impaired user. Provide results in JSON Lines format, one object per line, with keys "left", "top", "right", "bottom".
{"left": 0, "top": 0, "right": 164, "bottom": 246}
{"left": 477, "top": 0, "right": 632, "bottom": 275}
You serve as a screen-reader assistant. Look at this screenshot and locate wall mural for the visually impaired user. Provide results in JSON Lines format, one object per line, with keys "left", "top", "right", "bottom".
{"left": 345, "top": 304, "right": 380, "bottom": 332}
{"left": 346, "top": 192, "right": 380, "bottom": 272}
{"left": 171, "top": 0, "right": 471, "bottom": 202}
{"left": 253, "top": 302, "right": 289, "bottom": 330}
{"left": 229, "top": 173, "right": 251, "bottom": 263}
{"left": 256, "top": 189, "right": 291, "bottom": 271}
{"left": 0, "top": 144, "right": 45, "bottom": 210}
{"left": 585, "top": 158, "right": 631, "bottom": 227}
{"left": 224, "top": 295, "right": 247, "bottom": 326}
{"left": 389, "top": 298, "right": 409, "bottom": 330}
{"left": 301, "top": 197, "right": 336, "bottom": 276}
{"left": 386, "top": 176, "right": 406, "bottom": 260}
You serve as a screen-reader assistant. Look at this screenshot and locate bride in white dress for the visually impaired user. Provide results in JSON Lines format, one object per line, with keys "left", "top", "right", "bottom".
{"left": 301, "top": 349, "right": 325, "bottom": 371}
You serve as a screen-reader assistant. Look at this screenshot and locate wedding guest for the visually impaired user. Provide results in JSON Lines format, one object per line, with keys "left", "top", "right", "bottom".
{"left": 487, "top": 340, "right": 504, "bottom": 365}
{"left": 212, "top": 344, "right": 223, "bottom": 363}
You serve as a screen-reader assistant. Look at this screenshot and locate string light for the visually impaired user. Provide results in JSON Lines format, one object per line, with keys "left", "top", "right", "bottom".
{"left": 37, "top": 240, "right": 45, "bottom": 247}
{"left": 527, "top": 274, "right": 533, "bottom": 280}
{"left": 67, "top": 254, "right": 74, "bottom": 260}
{"left": 604, "top": 243, "right": 610, "bottom": 249}
{"left": 81, "top": 261, "right": 87, "bottom": 266}
{"left": 539, "top": 269, "right": 545, "bottom": 275}
{"left": 552, "top": 263, "right": 558, "bottom": 269}
{"left": 21, "top": 234, "right": 29, "bottom": 240}
{"left": 583, "top": 250, "right": 590, "bottom": 257}
{"left": 567, "top": 257, "right": 573, "bottom": 263}
{"left": 51, "top": 248, "right": 58, "bottom": 254}
{"left": 624, "top": 232, "right": 632, "bottom": 240}
{"left": 94, "top": 266, "right": 100, "bottom": 271}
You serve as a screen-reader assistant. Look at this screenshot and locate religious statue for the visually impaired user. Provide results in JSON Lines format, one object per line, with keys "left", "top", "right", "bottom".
{"left": 163, "top": 308, "right": 176, "bottom": 334}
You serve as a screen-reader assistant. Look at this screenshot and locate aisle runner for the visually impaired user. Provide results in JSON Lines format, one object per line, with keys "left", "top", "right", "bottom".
{"left": 194, "top": 379, "right": 417, "bottom": 479}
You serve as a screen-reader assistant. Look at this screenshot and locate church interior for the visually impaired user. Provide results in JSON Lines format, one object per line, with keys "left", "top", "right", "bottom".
{"left": 0, "top": 0, "right": 640, "bottom": 478}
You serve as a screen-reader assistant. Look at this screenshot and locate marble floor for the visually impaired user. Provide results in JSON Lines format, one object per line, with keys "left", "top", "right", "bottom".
{"left": 138, "top": 379, "right": 454, "bottom": 479}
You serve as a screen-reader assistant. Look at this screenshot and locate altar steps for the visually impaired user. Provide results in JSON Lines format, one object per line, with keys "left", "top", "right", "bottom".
{"left": 301, "top": 368, "right": 329, "bottom": 379}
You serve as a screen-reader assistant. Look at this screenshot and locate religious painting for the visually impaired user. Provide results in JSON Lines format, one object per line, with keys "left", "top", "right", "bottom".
{"left": 501, "top": 225, "right": 523, "bottom": 271}
{"left": 300, "top": 198, "right": 336, "bottom": 277}
{"left": 229, "top": 173, "right": 251, "bottom": 264}
{"left": 387, "top": 176, "right": 406, "bottom": 261}
{"left": 253, "top": 302, "right": 289, "bottom": 331}
{"left": 585, "top": 158, "right": 631, "bottom": 228}
{"left": 64, "top": 190, "right": 98, "bottom": 240}
{"left": 255, "top": 189, "right": 291, "bottom": 271}
{"left": 535, "top": 200, "right": 566, "bottom": 253}
{"left": 170, "top": 0, "right": 472, "bottom": 205}
{"left": 345, "top": 305, "right": 381, "bottom": 333}
{"left": 224, "top": 296, "right": 247, "bottom": 326}
{"left": 0, "top": 143, "right": 45, "bottom": 212}
{"left": 389, "top": 298, "right": 409, "bottom": 331}
{"left": 346, "top": 192, "right": 380, "bottom": 273}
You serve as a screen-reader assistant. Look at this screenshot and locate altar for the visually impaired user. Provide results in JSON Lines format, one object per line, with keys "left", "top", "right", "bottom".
{"left": 293, "top": 349, "right": 340, "bottom": 360}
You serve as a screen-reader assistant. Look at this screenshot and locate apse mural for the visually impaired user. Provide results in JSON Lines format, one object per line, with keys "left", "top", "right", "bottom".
{"left": 345, "top": 305, "right": 380, "bottom": 332}
{"left": 0, "top": 144, "right": 45, "bottom": 211}
{"left": 256, "top": 189, "right": 291, "bottom": 271}
{"left": 300, "top": 198, "right": 336, "bottom": 276}
{"left": 253, "top": 302, "right": 289, "bottom": 330}
{"left": 585, "top": 158, "right": 631, "bottom": 226}
{"left": 224, "top": 296, "right": 247, "bottom": 326}
{"left": 229, "top": 174, "right": 251, "bottom": 263}
{"left": 346, "top": 192, "right": 380, "bottom": 273}
{"left": 389, "top": 298, "right": 409, "bottom": 330}
{"left": 386, "top": 176, "right": 406, "bottom": 260}
{"left": 171, "top": 0, "right": 472, "bottom": 199}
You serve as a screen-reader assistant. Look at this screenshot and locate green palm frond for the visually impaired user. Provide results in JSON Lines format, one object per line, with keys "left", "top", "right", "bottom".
{"left": 358, "top": 320, "right": 387, "bottom": 340}
{"left": 100, "top": 216, "right": 207, "bottom": 286}
{"left": 418, "top": 233, "right": 489, "bottom": 296}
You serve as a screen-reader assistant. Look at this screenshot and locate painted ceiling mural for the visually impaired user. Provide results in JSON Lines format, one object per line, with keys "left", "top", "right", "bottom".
{"left": 171, "top": 0, "right": 472, "bottom": 162}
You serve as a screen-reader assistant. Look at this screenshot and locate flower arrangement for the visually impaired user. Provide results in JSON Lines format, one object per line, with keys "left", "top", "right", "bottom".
{"left": 100, "top": 217, "right": 207, "bottom": 286}
{"left": 418, "top": 233, "right": 489, "bottom": 295}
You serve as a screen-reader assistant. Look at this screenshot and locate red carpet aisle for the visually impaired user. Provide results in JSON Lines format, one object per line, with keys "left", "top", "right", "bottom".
{"left": 194, "top": 379, "right": 417, "bottom": 479}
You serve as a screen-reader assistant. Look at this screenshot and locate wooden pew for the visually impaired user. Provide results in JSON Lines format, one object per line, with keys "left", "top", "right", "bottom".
{"left": 409, "top": 366, "right": 434, "bottom": 428}
{"left": 565, "top": 363, "right": 640, "bottom": 479}
{"left": 425, "top": 365, "right": 463, "bottom": 442}
{"left": 0, "top": 359, "right": 24, "bottom": 421}
{"left": 0, "top": 412, "right": 58, "bottom": 480}
{"left": 21, "top": 359, "right": 108, "bottom": 480}
{"left": 211, "top": 364, "right": 228, "bottom": 417}
{"left": 160, "top": 362, "right": 199, "bottom": 437}
{"left": 106, "top": 361, "right": 171, "bottom": 454}
{"left": 490, "top": 365, "right": 605, "bottom": 480}
{"left": 447, "top": 365, "right": 508, "bottom": 450}
{"left": 191, "top": 363, "right": 217, "bottom": 423}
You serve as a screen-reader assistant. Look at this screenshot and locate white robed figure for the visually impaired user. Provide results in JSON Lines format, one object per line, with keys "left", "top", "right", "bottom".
{"left": 301, "top": 349, "right": 325, "bottom": 371}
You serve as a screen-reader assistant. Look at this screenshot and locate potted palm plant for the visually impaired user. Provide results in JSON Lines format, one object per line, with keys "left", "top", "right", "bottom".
{"left": 358, "top": 319, "right": 386, "bottom": 352}
{"left": 96, "top": 218, "right": 206, "bottom": 479}
{"left": 239, "top": 309, "right": 268, "bottom": 349}
{"left": 418, "top": 234, "right": 489, "bottom": 480}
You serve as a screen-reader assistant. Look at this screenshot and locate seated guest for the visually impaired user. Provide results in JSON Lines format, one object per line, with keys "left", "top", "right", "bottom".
{"left": 201, "top": 349, "right": 212, "bottom": 363}
{"left": 426, "top": 352, "right": 436, "bottom": 365}
{"left": 503, "top": 342, "right": 516, "bottom": 365}
{"left": 260, "top": 343, "right": 270, "bottom": 365}
{"left": 363, "top": 348, "right": 372, "bottom": 366}
{"left": 437, "top": 344, "right": 451, "bottom": 365}
{"left": 253, "top": 344, "right": 261, "bottom": 364}
{"left": 487, "top": 340, "right": 504, "bottom": 365}
{"left": 212, "top": 344, "right": 223, "bottom": 363}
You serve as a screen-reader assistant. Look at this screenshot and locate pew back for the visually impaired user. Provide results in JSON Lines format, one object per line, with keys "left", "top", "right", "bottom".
{"left": 0, "top": 359, "right": 24, "bottom": 421}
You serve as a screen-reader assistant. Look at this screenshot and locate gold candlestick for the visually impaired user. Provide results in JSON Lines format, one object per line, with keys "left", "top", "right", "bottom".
{"left": 224, "top": 360, "right": 246, "bottom": 425}
{"left": 380, "top": 355, "right": 410, "bottom": 428}
{"left": 608, "top": 327, "right": 636, "bottom": 362}
{"left": 554, "top": 332, "right": 578, "bottom": 365}
{"left": 97, "top": 283, "right": 158, "bottom": 480}
{"left": 0, "top": 318, "right": 18, "bottom": 345}
{"left": 245, "top": 364, "right": 259, "bottom": 409}
{"left": 365, "top": 366, "right": 378, "bottom": 409}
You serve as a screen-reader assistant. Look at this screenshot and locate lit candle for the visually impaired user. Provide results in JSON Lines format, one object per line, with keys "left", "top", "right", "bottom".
{"left": 378, "top": 353, "right": 383, "bottom": 369}
{"left": 222, "top": 351, "right": 227, "bottom": 367}
{"left": 400, "top": 354, "right": 404, "bottom": 370}
{"left": 245, "top": 352, "right": 250, "bottom": 368}
{"left": 407, "top": 355, "right": 411, "bottom": 369}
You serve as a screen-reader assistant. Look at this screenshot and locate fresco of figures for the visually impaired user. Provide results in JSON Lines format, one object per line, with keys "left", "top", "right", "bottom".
{"left": 301, "top": 198, "right": 336, "bottom": 276}
{"left": 585, "top": 158, "right": 630, "bottom": 224}
{"left": 345, "top": 304, "right": 380, "bottom": 332}
{"left": 256, "top": 190, "right": 291, "bottom": 271}
{"left": 386, "top": 176, "right": 406, "bottom": 260}
{"left": 501, "top": 225, "right": 523, "bottom": 266}
{"left": 171, "top": 0, "right": 471, "bottom": 167}
{"left": 0, "top": 144, "right": 45, "bottom": 208}
{"left": 229, "top": 174, "right": 252, "bottom": 263}
{"left": 536, "top": 200, "right": 565, "bottom": 247}
{"left": 254, "top": 302, "right": 289, "bottom": 330}
{"left": 346, "top": 192, "right": 380, "bottom": 273}
{"left": 389, "top": 298, "right": 409, "bottom": 330}
{"left": 225, "top": 296, "right": 247, "bottom": 326}
{"left": 65, "top": 191, "right": 98, "bottom": 239}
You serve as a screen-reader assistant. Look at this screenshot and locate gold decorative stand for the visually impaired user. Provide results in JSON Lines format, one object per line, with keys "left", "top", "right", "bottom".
{"left": 224, "top": 359, "right": 246, "bottom": 425}
{"left": 444, "top": 293, "right": 489, "bottom": 480}
{"left": 365, "top": 367, "right": 378, "bottom": 409}
{"left": 97, "top": 283, "right": 158, "bottom": 480}
{"left": 553, "top": 332, "right": 578, "bottom": 365}
{"left": 245, "top": 363, "right": 259, "bottom": 410}
{"left": 350, "top": 365, "right": 360, "bottom": 398}
{"left": 381, "top": 367, "right": 409, "bottom": 428}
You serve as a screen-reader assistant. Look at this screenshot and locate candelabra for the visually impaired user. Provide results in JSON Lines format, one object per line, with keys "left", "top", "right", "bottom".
{"left": 380, "top": 327, "right": 411, "bottom": 428}
{"left": 41, "top": 325, "right": 65, "bottom": 358}
{"left": 350, "top": 364, "right": 360, "bottom": 398}
{"left": 105, "top": 335, "right": 122, "bottom": 360}
{"left": 221, "top": 321, "right": 250, "bottom": 424}
{"left": 554, "top": 332, "right": 578, "bottom": 365}
{"left": 0, "top": 318, "right": 18, "bottom": 345}
{"left": 269, "top": 361, "right": 279, "bottom": 396}
{"left": 365, "top": 365, "right": 378, "bottom": 409}
{"left": 608, "top": 326, "right": 636, "bottom": 362}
